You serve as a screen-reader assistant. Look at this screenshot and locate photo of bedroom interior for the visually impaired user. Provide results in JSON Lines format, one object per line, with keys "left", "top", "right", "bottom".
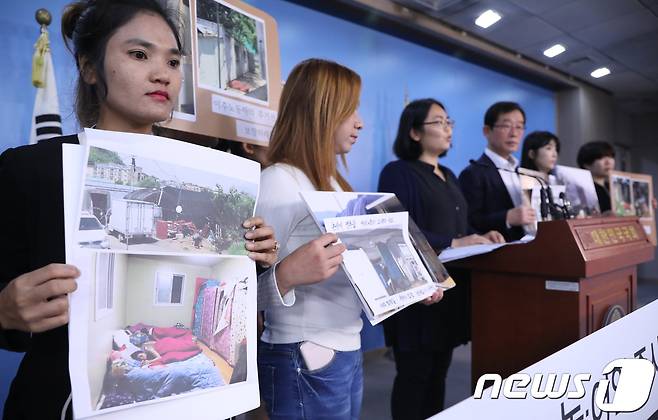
{"left": 86, "top": 253, "right": 251, "bottom": 411}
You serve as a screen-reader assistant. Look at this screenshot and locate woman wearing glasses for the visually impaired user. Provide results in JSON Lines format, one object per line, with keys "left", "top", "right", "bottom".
{"left": 378, "top": 99, "right": 503, "bottom": 420}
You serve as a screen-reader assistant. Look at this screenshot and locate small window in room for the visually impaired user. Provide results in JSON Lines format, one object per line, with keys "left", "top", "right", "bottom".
{"left": 95, "top": 253, "right": 115, "bottom": 320}
{"left": 155, "top": 272, "right": 185, "bottom": 305}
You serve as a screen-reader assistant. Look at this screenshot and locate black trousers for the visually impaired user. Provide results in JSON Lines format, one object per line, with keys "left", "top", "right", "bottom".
{"left": 390, "top": 347, "right": 454, "bottom": 420}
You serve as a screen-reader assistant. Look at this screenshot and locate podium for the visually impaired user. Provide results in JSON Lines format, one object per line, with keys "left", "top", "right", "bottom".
{"left": 449, "top": 217, "right": 655, "bottom": 388}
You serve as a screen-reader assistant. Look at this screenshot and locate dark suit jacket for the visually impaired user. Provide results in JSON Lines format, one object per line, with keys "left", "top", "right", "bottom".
{"left": 458, "top": 153, "right": 525, "bottom": 242}
{"left": 0, "top": 135, "right": 78, "bottom": 420}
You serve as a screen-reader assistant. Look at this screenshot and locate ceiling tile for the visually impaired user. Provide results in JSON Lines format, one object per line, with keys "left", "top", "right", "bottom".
{"left": 605, "top": 31, "right": 658, "bottom": 69}
{"left": 484, "top": 16, "right": 563, "bottom": 49}
{"left": 555, "top": 48, "right": 620, "bottom": 74}
{"left": 640, "top": 0, "right": 658, "bottom": 16}
{"left": 389, "top": 0, "right": 658, "bottom": 113}
{"left": 541, "top": 0, "right": 645, "bottom": 32}
{"left": 644, "top": 66, "right": 658, "bottom": 83}
{"left": 571, "top": 10, "right": 658, "bottom": 49}
{"left": 506, "top": 0, "right": 577, "bottom": 15}
{"left": 592, "top": 71, "right": 658, "bottom": 94}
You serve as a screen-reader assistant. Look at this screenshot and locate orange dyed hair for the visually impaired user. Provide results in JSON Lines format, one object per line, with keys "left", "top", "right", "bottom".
{"left": 267, "top": 59, "right": 361, "bottom": 191}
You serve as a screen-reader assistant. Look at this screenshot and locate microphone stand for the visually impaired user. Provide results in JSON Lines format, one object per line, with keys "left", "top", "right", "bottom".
{"left": 517, "top": 168, "right": 566, "bottom": 220}
{"left": 468, "top": 159, "right": 572, "bottom": 220}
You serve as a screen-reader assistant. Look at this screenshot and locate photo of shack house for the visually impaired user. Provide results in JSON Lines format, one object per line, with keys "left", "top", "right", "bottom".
{"left": 124, "top": 184, "right": 253, "bottom": 254}
{"left": 196, "top": 0, "right": 268, "bottom": 103}
{"left": 84, "top": 182, "right": 130, "bottom": 225}
{"left": 125, "top": 186, "right": 214, "bottom": 232}
{"left": 81, "top": 146, "right": 258, "bottom": 255}
{"left": 85, "top": 149, "right": 148, "bottom": 224}
{"left": 86, "top": 253, "right": 250, "bottom": 412}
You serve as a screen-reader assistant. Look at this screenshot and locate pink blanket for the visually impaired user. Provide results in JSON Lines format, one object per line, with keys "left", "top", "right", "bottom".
{"left": 152, "top": 327, "right": 193, "bottom": 340}
{"left": 149, "top": 335, "right": 201, "bottom": 366}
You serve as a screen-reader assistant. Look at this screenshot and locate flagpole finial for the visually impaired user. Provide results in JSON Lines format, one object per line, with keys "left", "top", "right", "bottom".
{"left": 35, "top": 8, "right": 52, "bottom": 27}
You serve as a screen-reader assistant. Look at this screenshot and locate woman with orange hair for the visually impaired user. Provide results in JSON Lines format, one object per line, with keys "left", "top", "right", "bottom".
{"left": 255, "top": 58, "right": 376, "bottom": 419}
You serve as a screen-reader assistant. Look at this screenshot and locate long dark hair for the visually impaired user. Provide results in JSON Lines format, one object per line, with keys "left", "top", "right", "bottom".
{"left": 393, "top": 98, "right": 447, "bottom": 160}
{"left": 520, "top": 131, "right": 561, "bottom": 172}
{"left": 62, "top": 0, "right": 183, "bottom": 127}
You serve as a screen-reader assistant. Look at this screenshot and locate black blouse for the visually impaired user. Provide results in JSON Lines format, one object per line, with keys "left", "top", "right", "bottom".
{"left": 377, "top": 159, "right": 472, "bottom": 351}
{"left": 595, "top": 182, "right": 612, "bottom": 213}
{"left": 378, "top": 159, "right": 470, "bottom": 250}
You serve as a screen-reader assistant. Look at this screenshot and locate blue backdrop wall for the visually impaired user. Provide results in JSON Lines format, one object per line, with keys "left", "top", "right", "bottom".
{"left": 0, "top": 0, "right": 555, "bottom": 412}
{"left": 248, "top": 0, "right": 556, "bottom": 192}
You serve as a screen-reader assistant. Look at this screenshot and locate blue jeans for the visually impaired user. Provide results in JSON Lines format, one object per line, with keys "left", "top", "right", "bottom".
{"left": 258, "top": 341, "right": 363, "bottom": 420}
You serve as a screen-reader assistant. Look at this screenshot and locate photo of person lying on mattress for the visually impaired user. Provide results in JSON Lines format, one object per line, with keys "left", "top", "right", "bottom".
{"left": 98, "top": 323, "right": 245, "bottom": 410}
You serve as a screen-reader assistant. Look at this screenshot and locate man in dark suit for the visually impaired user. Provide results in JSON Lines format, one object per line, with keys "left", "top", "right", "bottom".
{"left": 458, "top": 102, "right": 536, "bottom": 241}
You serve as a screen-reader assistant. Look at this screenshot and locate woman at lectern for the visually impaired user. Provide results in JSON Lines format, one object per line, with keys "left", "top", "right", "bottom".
{"left": 0, "top": 2, "right": 278, "bottom": 418}
{"left": 378, "top": 98, "right": 504, "bottom": 419}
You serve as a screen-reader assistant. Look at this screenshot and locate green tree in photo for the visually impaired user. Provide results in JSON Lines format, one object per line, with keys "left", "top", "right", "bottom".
{"left": 208, "top": 185, "right": 256, "bottom": 254}
{"left": 198, "top": 0, "right": 258, "bottom": 53}
{"left": 88, "top": 147, "right": 124, "bottom": 165}
{"left": 137, "top": 175, "right": 161, "bottom": 189}
{"left": 219, "top": 9, "right": 257, "bottom": 53}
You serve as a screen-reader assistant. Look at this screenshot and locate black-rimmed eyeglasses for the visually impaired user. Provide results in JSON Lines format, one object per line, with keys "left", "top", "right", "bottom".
{"left": 422, "top": 118, "right": 455, "bottom": 129}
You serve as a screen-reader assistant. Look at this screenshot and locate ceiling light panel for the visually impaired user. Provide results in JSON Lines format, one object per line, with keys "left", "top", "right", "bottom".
{"left": 543, "top": 44, "right": 566, "bottom": 58}
{"left": 475, "top": 10, "right": 502, "bottom": 28}
{"left": 591, "top": 67, "right": 611, "bottom": 78}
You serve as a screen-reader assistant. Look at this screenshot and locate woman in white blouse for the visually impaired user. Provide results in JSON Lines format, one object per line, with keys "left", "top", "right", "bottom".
{"left": 255, "top": 58, "right": 366, "bottom": 420}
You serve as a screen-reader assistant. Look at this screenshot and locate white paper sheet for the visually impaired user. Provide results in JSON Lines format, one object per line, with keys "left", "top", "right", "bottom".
{"left": 299, "top": 191, "right": 455, "bottom": 322}
{"left": 64, "top": 133, "right": 260, "bottom": 419}
{"left": 438, "top": 235, "right": 535, "bottom": 263}
{"left": 76, "top": 128, "right": 260, "bottom": 256}
{"left": 325, "top": 212, "right": 437, "bottom": 318}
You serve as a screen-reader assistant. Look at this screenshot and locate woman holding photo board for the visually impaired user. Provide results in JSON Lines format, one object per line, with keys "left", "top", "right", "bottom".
{"left": 378, "top": 98, "right": 504, "bottom": 419}
{"left": 0, "top": 1, "right": 278, "bottom": 418}
{"left": 255, "top": 60, "right": 444, "bottom": 420}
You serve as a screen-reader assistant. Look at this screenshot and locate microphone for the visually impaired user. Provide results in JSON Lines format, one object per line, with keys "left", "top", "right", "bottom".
{"left": 517, "top": 168, "right": 563, "bottom": 220}
{"left": 468, "top": 159, "right": 568, "bottom": 220}
{"left": 559, "top": 192, "right": 574, "bottom": 219}
{"left": 539, "top": 186, "right": 549, "bottom": 219}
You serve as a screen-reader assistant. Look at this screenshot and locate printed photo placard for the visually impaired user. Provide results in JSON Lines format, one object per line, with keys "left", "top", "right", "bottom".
{"left": 325, "top": 212, "right": 437, "bottom": 320}
{"left": 161, "top": 0, "right": 282, "bottom": 146}
{"left": 63, "top": 131, "right": 261, "bottom": 419}
{"left": 299, "top": 191, "right": 455, "bottom": 291}
{"left": 77, "top": 129, "right": 259, "bottom": 256}
{"left": 554, "top": 165, "right": 601, "bottom": 217}
{"left": 610, "top": 170, "right": 656, "bottom": 245}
